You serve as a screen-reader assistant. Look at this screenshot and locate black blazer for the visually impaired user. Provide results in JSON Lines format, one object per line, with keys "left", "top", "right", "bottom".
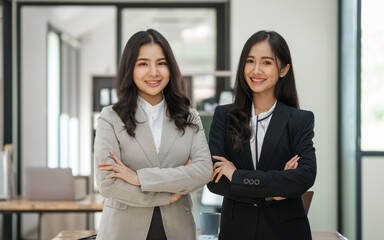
{"left": 207, "top": 102, "right": 316, "bottom": 240}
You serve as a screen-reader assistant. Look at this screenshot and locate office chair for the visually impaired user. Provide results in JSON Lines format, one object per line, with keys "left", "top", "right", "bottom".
{"left": 302, "top": 191, "right": 314, "bottom": 213}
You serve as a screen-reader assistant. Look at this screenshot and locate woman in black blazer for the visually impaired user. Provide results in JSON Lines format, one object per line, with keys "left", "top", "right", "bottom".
{"left": 207, "top": 30, "right": 316, "bottom": 240}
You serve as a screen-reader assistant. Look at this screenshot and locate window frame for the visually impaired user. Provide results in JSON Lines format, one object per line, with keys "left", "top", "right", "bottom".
{"left": 339, "top": 0, "right": 384, "bottom": 239}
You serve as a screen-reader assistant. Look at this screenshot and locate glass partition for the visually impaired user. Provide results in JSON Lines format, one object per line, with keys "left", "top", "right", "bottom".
{"left": 121, "top": 8, "right": 217, "bottom": 106}
{"left": 121, "top": 8, "right": 216, "bottom": 73}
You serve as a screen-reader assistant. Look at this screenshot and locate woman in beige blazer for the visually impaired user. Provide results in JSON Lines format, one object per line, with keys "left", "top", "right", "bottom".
{"left": 94, "top": 29, "right": 212, "bottom": 240}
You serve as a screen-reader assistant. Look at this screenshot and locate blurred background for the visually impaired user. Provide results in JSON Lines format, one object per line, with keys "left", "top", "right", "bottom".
{"left": 1, "top": 0, "right": 383, "bottom": 240}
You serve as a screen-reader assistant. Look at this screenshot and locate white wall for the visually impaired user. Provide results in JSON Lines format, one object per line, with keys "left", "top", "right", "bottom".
{"left": 362, "top": 157, "right": 384, "bottom": 240}
{"left": 21, "top": 7, "right": 49, "bottom": 171}
{"left": 231, "top": 0, "right": 338, "bottom": 232}
{"left": 21, "top": 7, "right": 51, "bottom": 237}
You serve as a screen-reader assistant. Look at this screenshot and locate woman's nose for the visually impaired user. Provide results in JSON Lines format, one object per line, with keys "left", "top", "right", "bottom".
{"left": 149, "top": 65, "right": 159, "bottom": 76}
{"left": 253, "top": 64, "right": 262, "bottom": 74}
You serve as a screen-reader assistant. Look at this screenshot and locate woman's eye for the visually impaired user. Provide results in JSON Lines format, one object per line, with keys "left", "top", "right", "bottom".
{"left": 263, "top": 61, "right": 272, "bottom": 65}
{"left": 159, "top": 61, "right": 167, "bottom": 66}
{"left": 246, "top": 59, "right": 254, "bottom": 63}
{"left": 138, "top": 62, "right": 147, "bottom": 66}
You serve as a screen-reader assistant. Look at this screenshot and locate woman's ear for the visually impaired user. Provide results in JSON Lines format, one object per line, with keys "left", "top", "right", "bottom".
{"left": 280, "top": 64, "right": 290, "bottom": 78}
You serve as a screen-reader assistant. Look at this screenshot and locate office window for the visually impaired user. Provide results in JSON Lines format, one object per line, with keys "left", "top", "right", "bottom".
{"left": 47, "top": 28, "right": 80, "bottom": 174}
{"left": 341, "top": 0, "right": 384, "bottom": 239}
{"left": 361, "top": 0, "right": 384, "bottom": 151}
{"left": 61, "top": 35, "right": 80, "bottom": 174}
{"left": 47, "top": 31, "right": 61, "bottom": 168}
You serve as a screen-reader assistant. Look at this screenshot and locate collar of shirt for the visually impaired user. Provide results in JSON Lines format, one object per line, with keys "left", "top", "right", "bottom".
{"left": 137, "top": 96, "right": 165, "bottom": 122}
{"left": 250, "top": 101, "right": 277, "bottom": 169}
{"left": 137, "top": 96, "right": 165, "bottom": 154}
{"left": 250, "top": 100, "right": 277, "bottom": 144}
{"left": 250, "top": 101, "right": 277, "bottom": 128}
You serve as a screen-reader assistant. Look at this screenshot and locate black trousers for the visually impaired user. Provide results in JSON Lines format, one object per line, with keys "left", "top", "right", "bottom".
{"left": 146, "top": 207, "right": 167, "bottom": 240}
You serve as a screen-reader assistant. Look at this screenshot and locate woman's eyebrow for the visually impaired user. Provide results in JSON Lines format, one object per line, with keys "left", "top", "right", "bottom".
{"left": 261, "top": 56, "right": 274, "bottom": 60}
{"left": 136, "top": 57, "right": 167, "bottom": 62}
{"left": 246, "top": 55, "right": 275, "bottom": 60}
{"left": 136, "top": 58, "right": 149, "bottom": 62}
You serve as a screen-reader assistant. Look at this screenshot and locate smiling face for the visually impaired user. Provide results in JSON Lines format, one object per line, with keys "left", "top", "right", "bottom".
{"left": 133, "top": 43, "right": 170, "bottom": 105}
{"left": 244, "top": 40, "right": 289, "bottom": 100}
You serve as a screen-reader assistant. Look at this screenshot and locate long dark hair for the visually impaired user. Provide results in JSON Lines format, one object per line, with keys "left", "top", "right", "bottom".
{"left": 113, "top": 29, "right": 197, "bottom": 137}
{"left": 229, "top": 30, "right": 299, "bottom": 151}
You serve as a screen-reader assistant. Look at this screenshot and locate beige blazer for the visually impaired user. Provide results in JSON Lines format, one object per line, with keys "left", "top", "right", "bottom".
{"left": 94, "top": 105, "right": 212, "bottom": 240}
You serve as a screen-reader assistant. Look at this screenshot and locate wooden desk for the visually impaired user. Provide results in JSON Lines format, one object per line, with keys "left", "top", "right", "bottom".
{"left": 0, "top": 194, "right": 104, "bottom": 240}
{"left": 53, "top": 230, "right": 348, "bottom": 240}
{"left": 0, "top": 194, "right": 103, "bottom": 213}
{"left": 53, "top": 230, "right": 97, "bottom": 240}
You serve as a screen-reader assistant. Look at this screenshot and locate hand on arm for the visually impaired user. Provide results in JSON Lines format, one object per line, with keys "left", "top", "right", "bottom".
{"left": 95, "top": 109, "right": 173, "bottom": 207}
{"left": 284, "top": 155, "right": 300, "bottom": 170}
{"left": 211, "top": 156, "right": 237, "bottom": 183}
{"left": 271, "top": 155, "right": 300, "bottom": 201}
{"left": 209, "top": 154, "right": 300, "bottom": 201}
{"left": 99, "top": 150, "right": 141, "bottom": 187}
{"left": 99, "top": 151, "right": 192, "bottom": 204}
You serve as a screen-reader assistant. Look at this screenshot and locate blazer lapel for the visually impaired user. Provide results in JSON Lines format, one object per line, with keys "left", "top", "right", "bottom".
{"left": 134, "top": 107, "right": 160, "bottom": 167}
{"left": 158, "top": 106, "right": 178, "bottom": 162}
{"left": 227, "top": 116, "right": 254, "bottom": 171}
{"left": 258, "top": 102, "right": 291, "bottom": 170}
{"left": 238, "top": 144, "right": 255, "bottom": 170}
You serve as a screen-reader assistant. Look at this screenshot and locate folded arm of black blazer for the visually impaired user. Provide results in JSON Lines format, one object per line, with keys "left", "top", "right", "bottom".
{"left": 231, "top": 111, "right": 316, "bottom": 198}
{"left": 207, "top": 105, "right": 316, "bottom": 200}
{"left": 207, "top": 105, "right": 265, "bottom": 204}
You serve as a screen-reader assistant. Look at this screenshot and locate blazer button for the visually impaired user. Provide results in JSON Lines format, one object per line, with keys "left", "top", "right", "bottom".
{"left": 253, "top": 203, "right": 258, "bottom": 207}
{"left": 249, "top": 179, "right": 255, "bottom": 185}
{"left": 255, "top": 179, "right": 260, "bottom": 185}
{"left": 243, "top": 179, "right": 250, "bottom": 184}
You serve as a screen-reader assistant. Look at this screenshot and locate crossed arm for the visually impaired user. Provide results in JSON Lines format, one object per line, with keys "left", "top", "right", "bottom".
{"left": 99, "top": 150, "right": 191, "bottom": 204}
{"left": 210, "top": 155, "right": 300, "bottom": 201}
{"left": 94, "top": 107, "right": 211, "bottom": 207}
{"left": 207, "top": 106, "right": 316, "bottom": 202}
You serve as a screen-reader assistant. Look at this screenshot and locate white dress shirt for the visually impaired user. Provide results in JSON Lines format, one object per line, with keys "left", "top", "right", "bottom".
{"left": 138, "top": 96, "right": 165, "bottom": 154}
{"left": 250, "top": 101, "right": 277, "bottom": 169}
